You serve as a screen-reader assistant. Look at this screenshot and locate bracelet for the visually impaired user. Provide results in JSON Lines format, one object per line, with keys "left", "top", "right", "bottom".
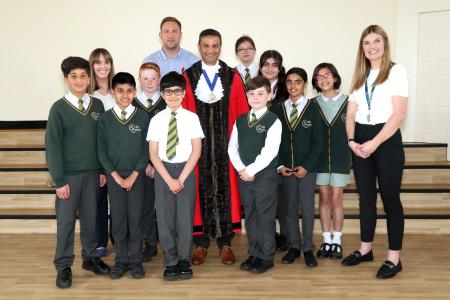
{"left": 347, "top": 138, "right": 355, "bottom": 144}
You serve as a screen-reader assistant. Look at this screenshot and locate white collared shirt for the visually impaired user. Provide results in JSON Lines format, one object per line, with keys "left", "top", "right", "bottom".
{"left": 284, "top": 95, "right": 308, "bottom": 119}
{"left": 93, "top": 90, "right": 115, "bottom": 111}
{"left": 113, "top": 103, "right": 135, "bottom": 121}
{"left": 320, "top": 92, "right": 343, "bottom": 102}
{"left": 236, "top": 62, "right": 259, "bottom": 80}
{"left": 228, "top": 107, "right": 282, "bottom": 177}
{"left": 349, "top": 64, "right": 408, "bottom": 125}
{"left": 137, "top": 91, "right": 160, "bottom": 108}
{"left": 147, "top": 107, "right": 205, "bottom": 163}
{"left": 195, "top": 61, "right": 224, "bottom": 104}
{"left": 65, "top": 92, "right": 90, "bottom": 110}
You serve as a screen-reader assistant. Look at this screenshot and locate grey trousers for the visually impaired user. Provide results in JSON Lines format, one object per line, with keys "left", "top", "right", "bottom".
{"left": 155, "top": 162, "right": 196, "bottom": 267}
{"left": 239, "top": 168, "right": 278, "bottom": 261}
{"left": 277, "top": 176, "right": 288, "bottom": 237}
{"left": 280, "top": 173, "right": 317, "bottom": 252}
{"left": 142, "top": 175, "right": 157, "bottom": 246}
{"left": 108, "top": 172, "right": 144, "bottom": 264}
{"left": 54, "top": 171, "right": 100, "bottom": 271}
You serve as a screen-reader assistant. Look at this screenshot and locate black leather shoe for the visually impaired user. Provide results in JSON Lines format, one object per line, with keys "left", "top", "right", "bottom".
{"left": 142, "top": 241, "right": 158, "bottom": 263}
{"left": 56, "top": 267, "right": 72, "bottom": 288}
{"left": 240, "top": 256, "right": 258, "bottom": 271}
{"left": 282, "top": 247, "right": 300, "bottom": 264}
{"left": 109, "top": 263, "right": 129, "bottom": 280}
{"left": 163, "top": 265, "right": 179, "bottom": 281}
{"left": 317, "top": 243, "right": 331, "bottom": 259}
{"left": 82, "top": 257, "right": 110, "bottom": 275}
{"left": 178, "top": 260, "right": 193, "bottom": 280}
{"left": 376, "top": 260, "right": 402, "bottom": 279}
{"left": 341, "top": 250, "right": 374, "bottom": 266}
{"left": 130, "top": 263, "right": 145, "bottom": 279}
{"left": 275, "top": 233, "right": 290, "bottom": 252}
{"left": 249, "top": 258, "right": 273, "bottom": 274}
{"left": 304, "top": 251, "right": 318, "bottom": 267}
{"left": 330, "top": 244, "right": 343, "bottom": 259}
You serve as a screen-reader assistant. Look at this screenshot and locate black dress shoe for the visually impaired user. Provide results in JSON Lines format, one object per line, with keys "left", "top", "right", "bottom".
{"left": 276, "top": 233, "right": 290, "bottom": 252}
{"left": 163, "top": 265, "right": 179, "bottom": 281}
{"left": 304, "top": 251, "right": 318, "bottom": 267}
{"left": 178, "top": 260, "right": 193, "bottom": 280}
{"left": 376, "top": 260, "right": 402, "bottom": 279}
{"left": 130, "top": 263, "right": 145, "bottom": 279}
{"left": 330, "top": 244, "right": 343, "bottom": 259}
{"left": 142, "top": 241, "right": 158, "bottom": 263}
{"left": 341, "top": 250, "right": 374, "bottom": 266}
{"left": 56, "top": 267, "right": 72, "bottom": 289}
{"left": 240, "top": 256, "right": 258, "bottom": 271}
{"left": 82, "top": 257, "right": 110, "bottom": 275}
{"left": 109, "top": 263, "right": 129, "bottom": 280}
{"left": 317, "top": 243, "right": 331, "bottom": 259}
{"left": 282, "top": 247, "right": 301, "bottom": 264}
{"left": 249, "top": 258, "right": 273, "bottom": 274}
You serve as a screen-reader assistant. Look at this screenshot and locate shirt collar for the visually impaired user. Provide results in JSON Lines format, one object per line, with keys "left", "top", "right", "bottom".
{"left": 160, "top": 47, "right": 182, "bottom": 60}
{"left": 320, "top": 92, "right": 342, "bottom": 102}
{"left": 113, "top": 103, "right": 135, "bottom": 119}
{"left": 202, "top": 61, "right": 220, "bottom": 73}
{"left": 66, "top": 91, "right": 90, "bottom": 106}
{"left": 288, "top": 95, "right": 307, "bottom": 107}
{"left": 137, "top": 91, "right": 160, "bottom": 105}
{"left": 250, "top": 106, "right": 268, "bottom": 119}
{"left": 164, "top": 106, "right": 183, "bottom": 114}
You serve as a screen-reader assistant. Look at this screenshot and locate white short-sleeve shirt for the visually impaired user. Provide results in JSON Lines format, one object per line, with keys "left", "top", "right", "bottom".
{"left": 349, "top": 64, "right": 408, "bottom": 125}
{"left": 146, "top": 107, "right": 204, "bottom": 163}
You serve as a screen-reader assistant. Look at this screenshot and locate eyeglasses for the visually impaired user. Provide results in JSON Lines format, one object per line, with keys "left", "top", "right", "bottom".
{"left": 316, "top": 72, "right": 333, "bottom": 80}
{"left": 237, "top": 47, "right": 255, "bottom": 53}
{"left": 162, "top": 88, "right": 184, "bottom": 96}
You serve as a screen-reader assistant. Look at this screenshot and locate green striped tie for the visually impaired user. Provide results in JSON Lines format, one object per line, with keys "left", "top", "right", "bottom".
{"left": 250, "top": 112, "right": 257, "bottom": 125}
{"left": 290, "top": 104, "right": 298, "bottom": 127}
{"left": 166, "top": 112, "right": 179, "bottom": 160}
{"left": 147, "top": 99, "right": 153, "bottom": 110}
{"left": 78, "top": 99, "right": 85, "bottom": 113}
{"left": 244, "top": 68, "right": 251, "bottom": 85}
{"left": 121, "top": 110, "right": 127, "bottom": 121}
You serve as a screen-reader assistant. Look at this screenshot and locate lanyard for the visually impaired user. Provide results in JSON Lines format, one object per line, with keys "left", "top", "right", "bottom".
{"left": 364, "top": 72, "right": 375, "bottom": 122}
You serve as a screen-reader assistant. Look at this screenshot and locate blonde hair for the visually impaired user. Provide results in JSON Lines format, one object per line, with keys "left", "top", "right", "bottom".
{"left": 350, "top": 25, "right": 394, "bottom": 93}
{"left": 88, "top": 48, "right": 115, "bottom": 94}
{"left": 139, "top": 62, "right": 161, "bottom": 78}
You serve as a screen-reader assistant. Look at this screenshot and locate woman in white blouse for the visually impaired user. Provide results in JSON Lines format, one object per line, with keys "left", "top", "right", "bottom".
{"left": 342, "top": 25, "right": 408, "bottom": 279}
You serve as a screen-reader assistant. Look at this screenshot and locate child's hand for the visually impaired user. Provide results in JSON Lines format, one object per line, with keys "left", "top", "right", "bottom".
{"left": 121, "top": 171, "right": 139, "bottom": 191}
{"left": 111, "top": 171, "right": 124, "bottom": 186}
{"left": 56, "top": 184, "right": 70, "bottom": 200}
{"left": 279, "top": 167, "right": 293, "bottom": 177}
{"left": 99, "top": 175, "right": 107, "bottom": 187}
{"left": 145, "top": 164, "right": 155, "bottom": 178}
{"left": 168, "top": 178, "right": 184, "bottom": 194}
{"left": 293, "top": 166, "right": 308, "bottom": 178}
{"left": 239, "top": 169, "right": 254, "bottom": 182}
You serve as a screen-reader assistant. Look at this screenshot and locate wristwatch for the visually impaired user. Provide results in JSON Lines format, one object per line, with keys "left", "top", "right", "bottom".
{"left": 347, "top": 138, "right": 355, "bottom": 143}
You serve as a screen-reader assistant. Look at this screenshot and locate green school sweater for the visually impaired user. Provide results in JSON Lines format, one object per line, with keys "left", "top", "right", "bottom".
{"left": 132, "top": 96, "right": 166, "bottom": 121}
{"left": 45, "top": 97, "right": 104, "bottom": 187}
{"left": 315, "top": 95, "right": 351, "bottom": 174}
{"left": 236, "top": 110, "right": 279, "bottom": 171}
{"left": 272, "top": 99, "right": 323, "bottom": 172}
{"left": 97, "top": 108, "right": 150, "bottom": 174}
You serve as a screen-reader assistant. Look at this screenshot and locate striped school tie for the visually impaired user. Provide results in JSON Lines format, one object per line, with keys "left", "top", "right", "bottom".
{"left": 78, "top": 99, "right": 85, "bottom": 113}
{"left": 250, "top": 112, "right": 257, "bottom": 125}
{"left": 120, "top": 110, "right": 127, "bottom": 121}
{"left": 147, "top": 99, "right": 153, "bottom": 110}
{"left": 244, "top": 68, "right": 251, "bottom": 85}
{"left": 166, "top": 112, "right": 179, "bottom": 160}
{"left": 290, "top": 104, "right": 298, "bottom": 127}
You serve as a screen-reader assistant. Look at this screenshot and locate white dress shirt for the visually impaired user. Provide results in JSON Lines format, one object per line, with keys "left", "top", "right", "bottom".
{"left": 136, "top": 91, "right": 160, "bottom": 108}
{"left": 284, "top": 95, "right": 308, "bottom": 119}
{"left": 228, "top": 107, "right": 282, "bottom": 177}
{"left": 65, "top": 92, "right": 91, "bottom": 111}
{"left": 147, "top": 107, "right": 205, "bottom": 163}
{"left": 236, "top": 62, "right": 259, "bottom": 80}
{"left": 113, "top": 103, "right": 135, "bottom": 121}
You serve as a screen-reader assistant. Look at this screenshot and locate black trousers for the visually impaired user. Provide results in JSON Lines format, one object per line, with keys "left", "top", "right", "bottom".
{"left": 353, "top": 123, "right": 404, "bottom": 250}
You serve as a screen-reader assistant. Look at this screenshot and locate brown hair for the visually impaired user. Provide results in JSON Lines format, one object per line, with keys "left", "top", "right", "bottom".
{"left": 88, "top": 48, "right": 115, "bottom": 94}
{"left": 246, "top": 76, "right": 271, "bottom": 93}
{"left": 350, "top": 25, "right": 394, "bottom": 93}
{"left": 160, "top": 16, "right": 181, "bottom": 31}
{"left": 139, "top": 62, "right": 161, "bottom": 78}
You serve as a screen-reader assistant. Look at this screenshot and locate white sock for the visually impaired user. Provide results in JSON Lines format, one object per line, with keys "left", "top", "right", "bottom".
{"left": 322, "top": 232, "right": 332, "bottom": 247}
{"left": 332, "top": 231, "right": 342, "bottom": 245}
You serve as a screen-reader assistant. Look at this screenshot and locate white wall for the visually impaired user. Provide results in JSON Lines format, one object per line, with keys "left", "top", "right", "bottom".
{"left": 0, "top": 0, "right": 396, "bottom": 121}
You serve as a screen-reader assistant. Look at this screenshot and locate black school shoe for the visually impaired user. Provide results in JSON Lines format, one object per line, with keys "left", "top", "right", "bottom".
{"left": 341, "top": 250, "right": 374, "bottom": 266}
{"left": 317, "top": 243, "right": 331, "bottom": 259}
{"left": 130, "top": 263, "right": 145, "bottom": 279}
{"left": 304, "top": 251, "right": 318, "bottom": 267}
{"left": 82, "top": 257, "right": 110, "bottom": 275}
{"left": 282, "top": 247, "right": 301, "bottom": 264}
{"left": 56, "top": 267, "right": 72, "bottom": 289}
{"left": 109, "top": 263, "right": 129, "bottom": 280}
{"left": 249, "top": 258, "right": 274, "bottom": 274}
{"left": 142, "top": 241, "right": 158, "bottom": 263}
{"left": 178, "top": 260, "right": 193, "bottom": 280}
{"left": 240, "top": 256, "right": 258, "bottom": 271}
{"left": 376, "top": 260, "right": 402, "bottom": 279}
{"left": 275, "top": 233, "right": 290, "bottom": 251}
{"left": 330, "top": 244, "right": 343, "bottom": 259}
{"left": 163, "top": 265, "right": 179, "bottom": 281}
